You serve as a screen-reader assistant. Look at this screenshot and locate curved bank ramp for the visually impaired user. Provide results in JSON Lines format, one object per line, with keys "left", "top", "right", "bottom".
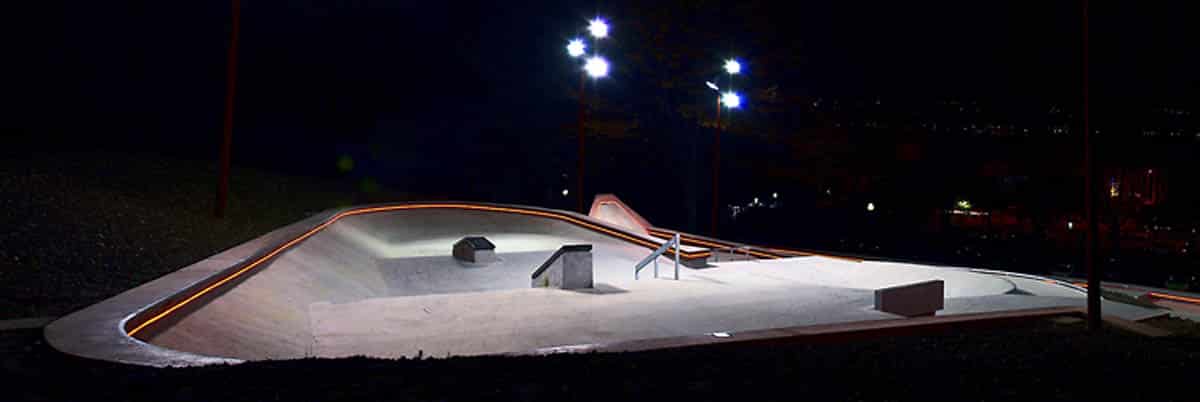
{"left": 45, "top": 201, "right": 1155, "bottom": 367}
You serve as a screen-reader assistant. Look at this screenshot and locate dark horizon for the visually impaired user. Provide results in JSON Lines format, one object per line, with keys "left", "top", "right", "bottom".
{"left": 6, "top": 1, "right": 1199, "bottom": 242}
{"left": 10, "top": 1, "right": 1193, "bottom": 149}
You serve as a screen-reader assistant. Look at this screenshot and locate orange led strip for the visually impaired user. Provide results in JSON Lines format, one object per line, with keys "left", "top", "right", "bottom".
{"left": 649, "top": 228, "right": 864, "bottom": 263}
{"left": 126, "top": 203, "right": 710, "bottom": 337}
{"left": 646, "top": 229, "right": 780, "bottom": 258}
{"left": 1071, "top": 283, "right": 1200, "bottom": 305}
{"left": 1146, "top": 292, "right": 1200, "bottom": 305}
{"left": 646, "top": 228, "right": 819, "bottom": 260}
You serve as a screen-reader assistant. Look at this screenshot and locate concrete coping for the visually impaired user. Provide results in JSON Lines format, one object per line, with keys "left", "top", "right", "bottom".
{"left": 456, "top": 236, "right": 496, "bottom": 250}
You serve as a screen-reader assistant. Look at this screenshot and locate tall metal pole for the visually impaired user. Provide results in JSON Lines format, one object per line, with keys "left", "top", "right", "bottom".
{"left": 711, "top": 97, "right": 721, "bottom": 237}
{"left": 1083, "top": 0, "right": 1100, "bottom": 331}
{"left": 215, "top": 0, "right": 241, "bottom": 218}
{"left": 577, "top": 71, "right": 587, "bottom": 213}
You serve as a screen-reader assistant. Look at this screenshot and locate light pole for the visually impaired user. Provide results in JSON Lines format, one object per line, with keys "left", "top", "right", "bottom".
{"left": 567, "top": 17, "right": 609, "bottom": 213}
{"left": 1081, "top": 0, "right": 1100, "bottom": 332}
{"left": 708, "top": 58, "right": 741, "bottom": 237}
{"left": 215, "top": 0, "right": 241, "bottom": 219}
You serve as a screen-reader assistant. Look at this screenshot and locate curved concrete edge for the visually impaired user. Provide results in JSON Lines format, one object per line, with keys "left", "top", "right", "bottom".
{"left": 44, "top": 209, "right": 334, "bottom": 367}
{"left": 964, "top": 268, "right": 1089, "bottom": 295}
{"left": 44, "top": 201, "right": 711, "bottom": 367}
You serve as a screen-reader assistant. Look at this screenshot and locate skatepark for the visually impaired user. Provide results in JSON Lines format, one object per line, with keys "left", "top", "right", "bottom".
{"left": 45, "top": 196, "right": 1161, "bottom": 366}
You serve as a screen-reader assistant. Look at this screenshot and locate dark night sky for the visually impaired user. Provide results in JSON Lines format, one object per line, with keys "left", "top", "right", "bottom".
{"left": 6, "top": 1, "right": 1196, "bottom": 180}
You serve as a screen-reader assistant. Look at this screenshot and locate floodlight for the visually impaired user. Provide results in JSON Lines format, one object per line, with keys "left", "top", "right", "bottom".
{"left": 588, "top": 18, "right": 609, "bottom": 39}
{"left": 584, "top": 56, "right": 609, "bottom": 78}
{"left": 724, "top": 59, "right": 741, "bottom": 74}
{"left": 566, "top": 39, "right": 586, "bottom": 57}
{"left": 720, "top": 91, "right": 741, "bottom": 108}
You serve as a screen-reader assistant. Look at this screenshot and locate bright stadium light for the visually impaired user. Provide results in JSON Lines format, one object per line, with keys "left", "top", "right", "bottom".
{"left": 724, "top": 59, "right": 741, "bottom": 75}
{"left": 566, "top": 39, "right": 586, "bottom": 57}
{"left": 705, "top": 81, "right": 719, "bottom": 91}
{"left": 588, "top": 18, "right": 609, "bottom": 39}
{"left": 720, "top": 91, "right": 741, "bottom": 108}
{"left": 584, "top": 56, "right": 609, "bottom": 78}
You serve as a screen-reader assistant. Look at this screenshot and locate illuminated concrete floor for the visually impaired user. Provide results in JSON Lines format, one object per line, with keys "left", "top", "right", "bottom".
{"left": 143, "top": 208, "right": 1157, "bottom": 361}
{"left": 308, "top": 256, "right": 1153, "bottom": 359}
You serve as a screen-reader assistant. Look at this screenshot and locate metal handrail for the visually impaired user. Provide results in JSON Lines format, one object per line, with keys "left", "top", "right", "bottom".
{"left": 635, "top": 233, "right": 680, "bottom": 280}
{"left": 713, "top": 245, "right": 753, "bottom": 262}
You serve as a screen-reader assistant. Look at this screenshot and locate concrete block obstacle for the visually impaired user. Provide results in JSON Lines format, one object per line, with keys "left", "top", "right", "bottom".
{"left": 531, "top": 244, "right": 594, "bottom": 289}
{"left": 874, "top": 279, "right": 945, "bottom": 317}
{"left": 453, "top": 236, "right": 497, "bottom": 264}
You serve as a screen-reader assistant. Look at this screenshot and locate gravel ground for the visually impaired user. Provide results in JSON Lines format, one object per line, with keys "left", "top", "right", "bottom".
{"left": 0, "top": 151, "right": 417, "bottom": 319}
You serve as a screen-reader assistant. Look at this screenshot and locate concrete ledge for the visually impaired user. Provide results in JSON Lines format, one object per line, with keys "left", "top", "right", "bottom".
{"left": 875, "top": 280, "right": 945, "bottom": 317}
{"left": 453, "top": 236, "right": 497, "bottom": 264}
{"left": 531, "top": 245, "right": 594, "bottom": 289}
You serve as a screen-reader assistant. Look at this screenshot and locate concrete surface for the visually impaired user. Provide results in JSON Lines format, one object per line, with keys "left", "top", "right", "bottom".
{"left": 47, "top": 200, "right": 1164, "bottom": 367}
{"left": 305, "top": 256, "right": 1157, "bottom": 359}
{"left": 144, "top": 208, "right": 695, "bottom": 360}
{"left": 145, "top": 224, "right": 1159, "bottom": 361}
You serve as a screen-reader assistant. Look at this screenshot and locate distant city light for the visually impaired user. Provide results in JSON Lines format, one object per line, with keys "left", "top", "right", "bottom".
{"left": 721, "top": 91, "right": 741, "bottom": 108}
{"left": 705, "top": 81, "right": 719, "bottom": 91}
{"left": 867, "top": 202, "right": 875, "bottom": 212}
{"left": 584, "top": 56, "right": 609, "bottom": 78}
{"left": 956, "top": 200, "right": 972, "bottom": 210}
{"left": 562, "top": 189, "right": 569, "bottom": 197}
{"left": 724, "top": 59, "right": 741, "bottom": 75}
{"left": 1068, "top": 221, "right": 1074, "bottom": 230}
{"left": 588, "top": 18, "right": 609, "bottom": 39}
{"left": 772, "top": 192, "right": 778, "bottom": 199}
{"left": 753, "top": 197, "right": 760, "bottom": 205}
{"left": 566, "top": 39, "right": 586, "bottom": 57}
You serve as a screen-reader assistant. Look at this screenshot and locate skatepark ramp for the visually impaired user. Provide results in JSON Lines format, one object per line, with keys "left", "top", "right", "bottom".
{"left": 47, "top": 199, "right": 1150, "bottom": 367}
{"left": 126, "top": 203, "right": 706, "bottom": 360}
